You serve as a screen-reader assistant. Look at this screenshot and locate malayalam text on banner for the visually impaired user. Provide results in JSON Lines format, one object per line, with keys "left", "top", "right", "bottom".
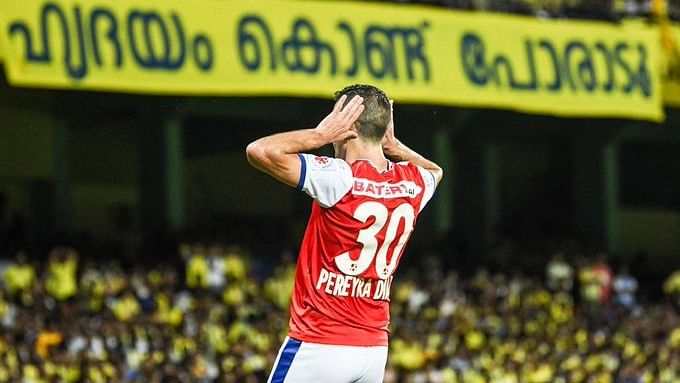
{"left": 0, "top": 0, "right": 665, "bottom": 121}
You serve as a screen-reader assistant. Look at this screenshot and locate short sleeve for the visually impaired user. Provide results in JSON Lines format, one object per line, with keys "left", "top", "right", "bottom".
{"left": 298, "top": 154, "right": 353, "bottom": 208}
{"left": 417, "top": 166, "right": 437, "bottom": 212}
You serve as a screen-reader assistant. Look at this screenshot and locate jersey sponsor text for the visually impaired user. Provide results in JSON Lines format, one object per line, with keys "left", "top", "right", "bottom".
{"left": 352, "top": 178, "right": 422, "bottom": 199}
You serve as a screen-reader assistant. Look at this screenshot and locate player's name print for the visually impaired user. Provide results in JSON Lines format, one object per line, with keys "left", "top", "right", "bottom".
{"left": 352, "top": 178, "right": 421, "bottom": 199}
{"left": 315, "top": 268, "right": 393, "bottom": 301}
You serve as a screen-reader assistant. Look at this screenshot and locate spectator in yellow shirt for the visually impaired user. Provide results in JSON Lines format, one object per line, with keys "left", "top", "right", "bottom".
{"left": 185, "top": 244, "right": 209, "bottom": 289}
{"left": 111, "top": 291, "right": 141, "bottom": 322}
{"left": 663, "top": 269, "right": 680, "bottom": 307}
{"left": 3, "top": 252, "right": 35, "bottom": 298}
{"left": 45, "top": 248, "right": 78, "bottom": 301}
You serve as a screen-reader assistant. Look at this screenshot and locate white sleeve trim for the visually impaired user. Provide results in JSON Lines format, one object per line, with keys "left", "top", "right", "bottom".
{"left": 417, "top": 166, "right": 437, "bottom": 212}
{"left": 298, "top": 154, "right": 353, "bottom": 208}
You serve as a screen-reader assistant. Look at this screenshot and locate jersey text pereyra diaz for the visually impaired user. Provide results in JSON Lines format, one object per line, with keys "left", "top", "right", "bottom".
{"left": 316, "top": 267, "right": 393, "bottom": 301}
{"left": 352, "top": 178, "right": 422, "bottom": 199}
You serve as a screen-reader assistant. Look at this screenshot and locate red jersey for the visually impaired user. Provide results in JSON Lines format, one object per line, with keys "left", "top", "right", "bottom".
{"left": 287, "top": 154, "right": 437, "bottom": 346}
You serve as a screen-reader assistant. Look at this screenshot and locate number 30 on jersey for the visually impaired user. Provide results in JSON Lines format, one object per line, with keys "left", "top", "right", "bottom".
{"left": 335, "top": 202, "right": 415, "bottom": 280}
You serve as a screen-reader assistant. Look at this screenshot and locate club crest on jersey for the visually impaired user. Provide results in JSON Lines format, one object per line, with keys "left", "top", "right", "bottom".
{"left": 352, "top": 178, "right": 422, "bottom": 199}
{"left": 313, "top": 156, "right": 331, "bottom": 167}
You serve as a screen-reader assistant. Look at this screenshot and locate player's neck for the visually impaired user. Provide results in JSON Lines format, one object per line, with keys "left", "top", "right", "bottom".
{"left": 343, "top": 139, "right": 388, "bottom": 172}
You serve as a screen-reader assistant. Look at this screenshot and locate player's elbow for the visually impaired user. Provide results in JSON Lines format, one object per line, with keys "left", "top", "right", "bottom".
{"left": 246, "top": 141, "right": 268, "bottom": 170}
{"left": 432, "top": 165, "right": 444, "bottom": 185}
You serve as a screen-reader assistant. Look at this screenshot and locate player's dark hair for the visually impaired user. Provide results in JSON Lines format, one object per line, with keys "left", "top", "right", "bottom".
{"left": 335, "top": 84, "right": 390, "bottom": 144}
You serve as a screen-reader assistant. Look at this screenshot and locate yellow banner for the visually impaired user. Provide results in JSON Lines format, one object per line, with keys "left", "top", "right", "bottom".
{"left": 660, "top": 26, "right": 680, "bottom": 107}
{"left": 0, "top": 13, "right": 4, "bottom": 62}
{"left": 0, "top": 0, "right": 664, "bottom": 121}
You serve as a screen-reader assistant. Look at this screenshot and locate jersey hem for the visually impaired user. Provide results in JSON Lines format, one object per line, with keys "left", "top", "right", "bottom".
{"left": 288, "top": 331, "right": 388, "bottom": 347}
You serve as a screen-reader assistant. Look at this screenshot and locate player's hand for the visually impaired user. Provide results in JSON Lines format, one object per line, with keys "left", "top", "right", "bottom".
{"left": 314, "top": 95, "right": 364, "bottom": 143}
{"left": 382, "top": 100, "right": 399, "bottom": 155}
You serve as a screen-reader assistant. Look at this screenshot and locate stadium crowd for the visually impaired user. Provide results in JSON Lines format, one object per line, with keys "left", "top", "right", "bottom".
{"left": 0, "top": 244, "right": 678, "bottom": 383}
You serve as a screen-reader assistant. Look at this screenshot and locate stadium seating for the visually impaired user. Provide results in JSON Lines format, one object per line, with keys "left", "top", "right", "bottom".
{"left": 0, "top": 245, "right": 678, "bottom": 382}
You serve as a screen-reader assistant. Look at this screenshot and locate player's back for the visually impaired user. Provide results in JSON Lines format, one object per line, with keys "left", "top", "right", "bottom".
{"left": 289, "top": 155, "right": 436, "bottom": 346}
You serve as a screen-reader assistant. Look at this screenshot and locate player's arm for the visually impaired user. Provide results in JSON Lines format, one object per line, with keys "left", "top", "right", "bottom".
{"left": 382, "top": 101, "right": 443, "bottom": 186}
{"left": 246, "top": 95, "right": 364, "bottom": 187}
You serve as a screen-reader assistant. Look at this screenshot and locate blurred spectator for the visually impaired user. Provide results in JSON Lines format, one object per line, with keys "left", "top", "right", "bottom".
{"left": 664, "top": 269, "right": 680, "bottom": 306}
{"left": 184, "top": 243, "right": 208, "bottom": 290}
{"left": 592, "top": 254, "right": 614, "bottom": 302}
{"left": 223, "top": 246, "right": 247, "bottom": 282}
{"left": 613, "top": 265, "right": 638, "bottom": 310}
{"left": 2, "top": 252, "right": 36, "bottom": 303}
{"left": 206, "top": 244, "right": 226, "bottom": 294}
{"left": 579, "top": 255, "right": 613, "bottom": 304}
{"left": 35, "top": 321, "right": 62, "bottom": 359}
{"left": 616, "top": 364, "right": 644, "bottom": 383}
{"left": 111, "top": 290, "right": 141, "bottom": 322}
{"left": 45, "top": 247, "right": 78, "bottom": 301}
{"left": 618, "top": 0, "right": 652, "bottom": 17}
{"left": 546, "top": 251, "right": 573, "bottom": 293}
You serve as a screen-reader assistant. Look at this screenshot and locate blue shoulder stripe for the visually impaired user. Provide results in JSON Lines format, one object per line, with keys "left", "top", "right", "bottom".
{"left": 296, "top": 154, "right": 307, "bottom": 190}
